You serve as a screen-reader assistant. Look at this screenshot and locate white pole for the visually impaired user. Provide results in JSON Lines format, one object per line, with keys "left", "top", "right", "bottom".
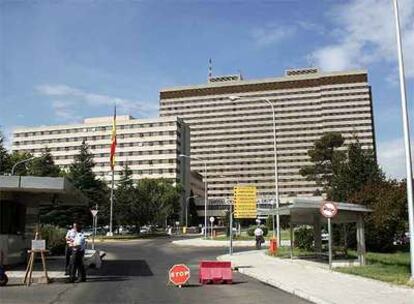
{"left": 263, "top": 99, "right": 280, "bottom": 246}
{"left": 328, "top": 217, "right": 332, "bottom": 270}
{"left": 229, "top": 201, "right": 233, "bottom": 255}
{"left": 392, "top": 0, "right": 414, "bottom": 281}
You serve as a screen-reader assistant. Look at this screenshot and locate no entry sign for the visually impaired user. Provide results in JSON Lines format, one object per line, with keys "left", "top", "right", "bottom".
{"left": 320, "top": 201, "right": 338, "bottom": 218}
{"left": 169, "top": 264, "right": 190, "bottom": 286}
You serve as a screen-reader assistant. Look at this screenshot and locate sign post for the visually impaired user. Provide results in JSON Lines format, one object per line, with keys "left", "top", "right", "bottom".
{"left": 320, "top": 201, "right": 338, "bottom": 269}
{"left": 169, "top": 264, "right": 190, "bottom": 288}
{"left": 91, "top": 206, "right": 99, "bottom": 250}
{"left": 209, "top": 217, "right": 215, "bottom": 239}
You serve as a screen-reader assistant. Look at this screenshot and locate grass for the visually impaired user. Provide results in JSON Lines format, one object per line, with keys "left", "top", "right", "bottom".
{"left": 267, "top": 246, "right": 315, "bottom": 258}
{"left": 335, "top": 251, "right": 412, "bottom": 286}
{"left": 266, "top": 245, "right": 412, "bottom": 287}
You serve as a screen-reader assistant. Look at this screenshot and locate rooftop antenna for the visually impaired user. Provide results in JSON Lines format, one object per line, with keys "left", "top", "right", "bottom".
{"left": 237, "top": 69, "right": 243, "bottom": 80}
{"left": 208, "top": 58, "right": 212, "bottom": 81}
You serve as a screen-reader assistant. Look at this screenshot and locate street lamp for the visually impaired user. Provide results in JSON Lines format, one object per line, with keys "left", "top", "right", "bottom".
{"left": 179, "top": 154, "right": 208, "bottom": 239}
{"left": 229, "top": 95, "right": 280, "bottom": 246}
{"left": 185, "top": 195, "right": 199, "bottom": 227}
{"left": 11, "top": 156, "right": 38, "bottom": 175}
{"left": 392, "top": 0, "right": 414, "bottom": 281}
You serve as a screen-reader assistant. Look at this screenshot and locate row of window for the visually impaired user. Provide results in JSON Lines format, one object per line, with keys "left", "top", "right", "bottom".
{"left": 18, "top": 147, "right": 180, "bottom": 156}
{"left": 179, "top": 105, "right": 371, "bottom": 121}
{"left": 191, "top": 122, "right": 373, "bottom": 138}
{"left": 182, "top": 109, "right": 372, "bottom": 124}
{"left": 162, "top": 95, "right": 370, "bottom": 114}
{"left": 95, "top": 168, "right": 180, "bottom": 176}
{"left": 186, "top": 114, "right": 372, "bottom": 128}
{"left": 14, "top": 131, "right": 179, "bottom": 146}
{"left": 14, "top": 121, "right": 179, "bottom": 138}
{"left": 191, "top": 132, "right": 373, "bottom": 145}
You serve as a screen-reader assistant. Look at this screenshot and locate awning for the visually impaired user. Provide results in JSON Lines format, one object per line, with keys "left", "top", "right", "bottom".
{"left": 0, "top": 176, "right": 88, "bottom": 206}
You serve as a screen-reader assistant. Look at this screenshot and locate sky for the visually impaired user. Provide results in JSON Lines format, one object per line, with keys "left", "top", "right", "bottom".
{"left": 0, "top": 0, "right": 413, "bottom": 179}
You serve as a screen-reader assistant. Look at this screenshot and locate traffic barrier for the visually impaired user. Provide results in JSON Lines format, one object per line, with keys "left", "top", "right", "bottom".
{"left": 269, "top": 238, "right": 278, "bottom": 254}
{"left": 199, "top": 260, "right": 232, "bottom": 284}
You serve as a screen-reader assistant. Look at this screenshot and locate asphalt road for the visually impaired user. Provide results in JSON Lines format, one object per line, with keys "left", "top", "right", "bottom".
{"left": 0, "top": 237, "right": 311, "bottom": 304}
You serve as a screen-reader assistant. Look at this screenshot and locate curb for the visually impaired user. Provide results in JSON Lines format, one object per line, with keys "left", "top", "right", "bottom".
{"left": 172, "top": 238, "right": 269, "bottom": 248}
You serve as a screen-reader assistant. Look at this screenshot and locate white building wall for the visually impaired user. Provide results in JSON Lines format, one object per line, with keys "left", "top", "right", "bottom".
{"left": 159, "top": 69, "right": 376, "bottom": 203}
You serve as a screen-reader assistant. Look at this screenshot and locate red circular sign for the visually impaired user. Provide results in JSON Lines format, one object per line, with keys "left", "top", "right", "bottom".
{"left": 320, "top": 201, "right": 338, "bottom": 218}
{"left": 169, "top": 264, "right": 190, "bottom": 286}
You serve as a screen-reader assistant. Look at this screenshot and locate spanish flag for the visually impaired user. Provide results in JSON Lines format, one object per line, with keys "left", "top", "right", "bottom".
{"left": 110, "top": 106, "right": 117, "bottom": 171}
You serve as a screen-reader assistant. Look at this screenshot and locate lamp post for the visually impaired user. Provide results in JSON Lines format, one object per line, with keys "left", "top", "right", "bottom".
{"left": 180, "top": 154, "right": 208, "bottom": 239}
{"left": 392, "top": 0, "right": 414, "bottom": 281}
{"left": 185, "top": 195, "right": 199, "bottom": 227}
{"left": 229, "top": 96, "right": 280, "bottom": 246}
{"left": 11, "top": 156, "right": 38, "bottom": 175}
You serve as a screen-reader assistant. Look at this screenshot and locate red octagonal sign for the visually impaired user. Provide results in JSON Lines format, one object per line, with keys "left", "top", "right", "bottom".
{"left": 169, "top": 264, "right": 190, "bottom": 286}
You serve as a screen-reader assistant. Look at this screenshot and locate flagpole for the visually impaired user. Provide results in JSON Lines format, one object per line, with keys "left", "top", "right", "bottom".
{"left": 109, "top": 168, "right": 114, "bottom": 236}
{"left": 108, "top": 104, "right": 117, "bottom": 237}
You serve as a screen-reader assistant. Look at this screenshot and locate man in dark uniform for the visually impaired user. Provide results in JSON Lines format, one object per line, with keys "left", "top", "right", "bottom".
{"left": 64, "top": 223, "right": 77, "bottom": 275}
{"left": 68, "top": 225, "right": 86, "bottom": 283}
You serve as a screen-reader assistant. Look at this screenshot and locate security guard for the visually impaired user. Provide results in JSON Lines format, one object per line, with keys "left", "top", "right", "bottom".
{"left": 68, "top": 225, "right": 86, "bottom": 283}
{"left": 65, "top": 223, "right": 77, "bottom": 275}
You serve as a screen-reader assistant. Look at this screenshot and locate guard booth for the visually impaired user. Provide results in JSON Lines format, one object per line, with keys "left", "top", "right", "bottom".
{"left": 270, "top": 198, "right": 372, "bottom": 266}
{"left": 0, "top": 176, "right": 87, "bottom": 265}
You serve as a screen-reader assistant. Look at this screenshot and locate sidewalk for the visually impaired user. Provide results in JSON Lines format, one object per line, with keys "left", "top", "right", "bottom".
{"left": 7, "top": 250, "right": 105, "bottom": 281}
{"left": 217, "top": 250, "right": 414, "bottom": 304}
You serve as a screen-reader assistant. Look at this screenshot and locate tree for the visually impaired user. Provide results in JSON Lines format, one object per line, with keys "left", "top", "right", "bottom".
{"left": 114, "top": 164, "right": 135, "bottom": 229}
{"left": 187, "top": 190, "right": 199, "bottom": 226}
{"left": 349, "top": 179, "right": 408, "bottom": 252}
{"left": 27, "top": 147, "right": 61, "bottom": 177}
{"left": 42, "top": 141, "right": 108, "bottom": 227}
{"left": 0, "top": 131, "right": 10, "bottom": 174}
{"left": 300, "top": 132, "right": 345, "bottom": 195}
{"left": 330, "top": 138, "right": 383, "bottom": 201}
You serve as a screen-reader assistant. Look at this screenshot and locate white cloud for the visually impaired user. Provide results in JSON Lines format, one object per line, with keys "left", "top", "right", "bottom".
{"left": 377, "top": 137, "right": 414, "bottom": 179}
{"left": 309, "top": 0, "right": 414, "bottom": 77}
{"left": 250, "top": 26, "right": 294, "bottom": 47}
{"left": 35, "top": 84, "right": 157, "bottom": 120}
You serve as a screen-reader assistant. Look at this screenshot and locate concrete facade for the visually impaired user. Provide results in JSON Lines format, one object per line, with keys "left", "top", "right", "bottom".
{"left": 159, "top": 68, "right": 376, "bottom": 203}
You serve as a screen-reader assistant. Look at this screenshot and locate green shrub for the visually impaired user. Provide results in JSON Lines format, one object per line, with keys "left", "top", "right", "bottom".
{"left": 39, "top": 225, "right": 67, "bottom": 255}
{"left": 247, "top": 225, "right": 268, "bottom": 237}
{"left": 294, "top": 226, "right": 314, "bottom": 250}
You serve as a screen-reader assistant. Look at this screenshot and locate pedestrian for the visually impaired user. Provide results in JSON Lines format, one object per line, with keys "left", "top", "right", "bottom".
{"left": 254, "top": 226, "right": 264, "bottom": 250}
{"left": 65, "top": 223, "right": 77, "bottom": 275}
{"left": 68, "top": 225, "right": 86, "bottom": 283}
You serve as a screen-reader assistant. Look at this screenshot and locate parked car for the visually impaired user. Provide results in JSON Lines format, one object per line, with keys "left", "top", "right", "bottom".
{"left": 140, "top": 226, "right": 151, "bottom": 234}
{"left": 393, "top": 232, "right": 410, "bottom": 245}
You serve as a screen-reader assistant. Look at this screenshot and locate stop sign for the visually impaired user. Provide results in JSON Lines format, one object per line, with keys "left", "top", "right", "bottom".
{"left": 169, "top": 264, "right": 190, "bottom": 286}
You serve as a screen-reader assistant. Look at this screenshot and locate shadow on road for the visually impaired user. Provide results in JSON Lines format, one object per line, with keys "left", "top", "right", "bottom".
{"left": 88, "top": 260, "right": 153, "bottom": 277}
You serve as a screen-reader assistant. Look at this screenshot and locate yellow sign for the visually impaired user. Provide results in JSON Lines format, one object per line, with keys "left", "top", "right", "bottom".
{"left": 233, "top": 185, "right": 257, "bottom": 219}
